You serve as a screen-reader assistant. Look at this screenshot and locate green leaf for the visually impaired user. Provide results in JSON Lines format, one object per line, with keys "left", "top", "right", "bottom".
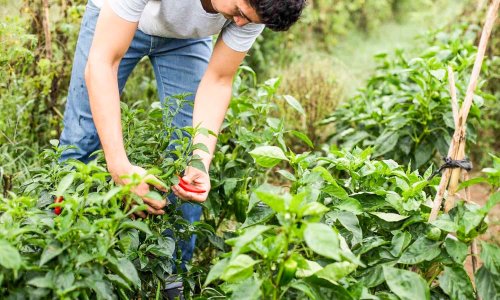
{"left": 56, "top": 173, "right": 74, "bottom": 195}
{"left": 189, "top": 159, "right": 207, "bottom": 173}
{"left": 221, "top": 254, "right": 257, "bottom": 283}
{"left": 476, "top": 267, "right": 500, "bottom": 300}
{"left": 105, "top": 274, "right": 132, "bottom": 291}
{"left": 439, "top": 266, "right": 475, "bottom": 300}
{"left": 336, "top": 212, "right": 362, "bottom": 246}
{"left": 383, "top": 266, "right": 430, "bottom": 300}
{"left": 28, "top": 274, "right": 54, "bottom": 289}
{"left": 430, "top": 69, "right": 446, "bottom": 81}
{"left": 480, "top": 242, "right": 500, "bottom": 275}
{"left": 229, "top": 276, "right": 262, "bottom": 300}
{"left": 335, "top": 198, "right": 363, "bottom": 214}
{"left": 283, "top": 95, "right": 305, "bottom": 115}
{"left": 322, "top": 181, "right": 349, "bottom": 200}
{"left": 359, "top": 265, "right": 385, "bottom": 288}
{"left": 241, "top": 205, "right": 275, "bottom": 229}
{"left": 103, "top": 186, "right": 122, "bottom": 204}
{"left": 0, "top": 239, "right": 21, "bottom": 270}
{"left": 277, "top": 169, "right": 296, "bottom": 182}
{"left": 144, "top": 176, "right": 168, "bottom": 190}
{"left": 398, "top": 237, "right": 441, "bottom": 264}
{"left": 226, "top": 225, "right": 272, "bottom": 255}
{"left": 255, "top": 191, "right": 287, "bottom": 213}
{"left": 484, "top": 192, "right": 500, "bottom": 213}
{"left": 300, "top": 202, "right": 329, "bottom": 217}
{"left": 91, "top": 280, "right": 114, "bottom": 300}
{"left": 296, "top": 259, "right": 323, "bottom": 278}
{"left": 118, "top": 220, "right": 152, "bottom": 236}
{"left": 314, "top": 262, "right": 357, "bottom": 284}
{"left": 249, "top": 146, "right": 289, "bottom": 168}
{"left": 414, "top": 142, "right": 433, "bottom": 169}
{"left": 445, "top": 238, "right": 468, "bottom": 264}
{"left": 290, "top": 130, "right": 314, "bottom": 148}
{"left": 115, "top": 258, "right": 141, "bottom": 288}
{"left": 373, "top": 131, "right": 399, "bottom": 157}
{"left": 144, "top": 191, "right": 163, "bottom": 202}
{"left": 304, "top": 223, "right": 341, "bottom": 260}
{"left": 49, "top": 139, "right": 59, "bottom": 147}
{"left": 289, "top": 281, "right": 322, "bottom": 300}
{"left": 432, "top": 215, "right": 459, "bottom": 232}
{"left": 312, "top": 166, "right": 336, "bottom": 184}
{"left": 40, "top": 242, "right": 65, "bottom": 266}
{"left": 390, "top": 231, "right": 412, "bottom": 257}
{"left": 457, "top": 177, "right": 488, "bottom": 191}
{"left": 204, "top": 258, "right": 229, "bottom": 286}
{"left": 370, "top": 212, "right": 409, "bottom": 222}
{"left": 193, "top": 142, "right": 210, "bottom": 154}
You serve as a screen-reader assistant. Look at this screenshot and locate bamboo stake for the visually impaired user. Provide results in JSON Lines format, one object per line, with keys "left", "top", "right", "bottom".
{"left": 448, "top": 66, "right": 459, "bottom": 128}
{"left": 461, "top": 169, "right": 480, "bottom": 300}
{"left": 429, "top": 0, "right": 500, "bottom": 221}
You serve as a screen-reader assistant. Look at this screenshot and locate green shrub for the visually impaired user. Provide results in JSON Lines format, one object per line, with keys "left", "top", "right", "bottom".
{"left": 203, "top": 146, "right": 499, "bottom": 299}
{"left": 322, "top": 24, "right": 494, "bottom": 169}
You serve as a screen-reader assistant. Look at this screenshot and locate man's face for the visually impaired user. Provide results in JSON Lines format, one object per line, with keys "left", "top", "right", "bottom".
{"left": 210, "top": 0, "right": 261, "bottom": 27}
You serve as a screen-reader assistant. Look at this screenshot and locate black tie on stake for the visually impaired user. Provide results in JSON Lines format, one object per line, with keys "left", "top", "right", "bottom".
{"left": 427, "top": 157, "right": 472, "bottom": 181}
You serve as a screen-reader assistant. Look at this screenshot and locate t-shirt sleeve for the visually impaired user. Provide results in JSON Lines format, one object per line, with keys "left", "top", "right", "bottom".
{"left": 221, "top": 22, "right": 265, "bottom": 52}
{"left": 107, "top": 0, "right": 149, "bottom": 22}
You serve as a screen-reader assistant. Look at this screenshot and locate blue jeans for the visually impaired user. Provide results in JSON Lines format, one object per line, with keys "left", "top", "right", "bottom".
{"left": 59, "top": 1, "right": 211, "bottom": 269}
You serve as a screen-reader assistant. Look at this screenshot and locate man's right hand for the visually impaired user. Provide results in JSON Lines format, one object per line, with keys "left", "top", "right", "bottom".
{"left": 110, "top": 163, "right": 168, "bottom": 219}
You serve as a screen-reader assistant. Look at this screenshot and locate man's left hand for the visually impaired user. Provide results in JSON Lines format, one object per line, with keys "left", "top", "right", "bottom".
{"left": 172, "top": 166, "right": 210, "bottom": 202}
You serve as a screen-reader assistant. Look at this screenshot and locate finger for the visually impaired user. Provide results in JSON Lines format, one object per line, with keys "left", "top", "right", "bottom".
{"left": 143, "top": 196, "right": 167, "bottom": 210}
{"left": 145, "top": 204, "right": 165, "bottom": 215}
{"left": 134, "top": 210, "right": 147, "bottom": 219}
{"left": 130, "top": 204, "right": 147, "bottom": 219}
{"left": 172, "top": 184, "right": 191, "bottom": 200}
{"left": 187, "top": 192, "right": 207, "bottom": 203}
{"left": 173, "top": 185, "right": 207, "bottom": 202}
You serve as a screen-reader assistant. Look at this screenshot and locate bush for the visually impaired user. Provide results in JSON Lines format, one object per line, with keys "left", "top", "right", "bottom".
{"left": 321, "top": 24, "right": 494, "bottom": 170}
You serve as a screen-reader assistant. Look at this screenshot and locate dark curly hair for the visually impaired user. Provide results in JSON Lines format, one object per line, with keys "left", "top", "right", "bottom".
{"left": 248, "top": 0, "right": 307, "bottom": 32}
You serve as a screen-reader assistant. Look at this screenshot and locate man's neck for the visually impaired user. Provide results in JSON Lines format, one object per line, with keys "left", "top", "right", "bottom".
{"left": 200, "top": 0, "right": 217, "bottom": 13}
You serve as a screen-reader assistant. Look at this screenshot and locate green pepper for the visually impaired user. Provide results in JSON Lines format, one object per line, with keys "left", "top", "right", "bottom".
{"left": 279, "top": 257, "right": 298, "bottom": 285}
{"left": 426, "top": 227, "right": 442, "bottom": 241}
{"left": 234, "top": 189, "right": 249, "bottom": 223}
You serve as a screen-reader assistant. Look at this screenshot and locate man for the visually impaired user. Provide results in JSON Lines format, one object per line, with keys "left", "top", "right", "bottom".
{"left": 59, "top": 0, "right": 305, "bottom": 297}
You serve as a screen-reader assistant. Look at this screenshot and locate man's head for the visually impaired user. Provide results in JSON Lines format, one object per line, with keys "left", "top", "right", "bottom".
{"left": 247, "top": 0, "right": 307, "bottom": 31}
{"left": 211, "top": 0, "right": 306, "bottom": 31}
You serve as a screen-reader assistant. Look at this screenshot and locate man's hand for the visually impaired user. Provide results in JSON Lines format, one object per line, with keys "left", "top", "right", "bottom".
{"left": 110, "top": 163, "right": 168, "bottom": 219}
{"left": 172, "top": 167, "right": 211, "bottom": 202}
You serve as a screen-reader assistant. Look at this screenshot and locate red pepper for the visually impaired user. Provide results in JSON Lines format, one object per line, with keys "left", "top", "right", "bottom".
{"left": 177, "top": 176, "right": 206, "bottom": 194}
{"left": 54, "top": 196, "right": 64, "bottom": 215}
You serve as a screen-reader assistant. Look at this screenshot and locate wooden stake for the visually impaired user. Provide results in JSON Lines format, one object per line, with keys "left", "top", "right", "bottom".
{"left": 429, "top": 0, "right": 499, "bottom": 221}
{"left": 448, "top": 66, "right": 459, "bottom": 128}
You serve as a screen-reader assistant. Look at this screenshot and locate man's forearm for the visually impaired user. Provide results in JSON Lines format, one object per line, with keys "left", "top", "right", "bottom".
{"left": 85, "top": 62, "right": 130, "bottom": 173}
{"left": 192, "top": 74, "right": 233, "bottom": 170}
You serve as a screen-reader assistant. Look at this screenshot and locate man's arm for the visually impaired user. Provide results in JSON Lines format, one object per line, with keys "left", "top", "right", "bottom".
{"left": 172, "top": 37, "right": 247, "bottom": 202}
{"left": 86, "top": 1, "right": 167, "bottom": 217}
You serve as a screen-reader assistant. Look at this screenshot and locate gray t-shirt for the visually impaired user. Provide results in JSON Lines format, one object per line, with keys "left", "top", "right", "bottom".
{"left": 90, "top": 0, "right": 264, "bottom": 52}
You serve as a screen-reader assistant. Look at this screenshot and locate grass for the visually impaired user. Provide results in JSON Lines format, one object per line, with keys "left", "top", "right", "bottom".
{"left": 276, "top": 0, "right": 468, "bottom": 97}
